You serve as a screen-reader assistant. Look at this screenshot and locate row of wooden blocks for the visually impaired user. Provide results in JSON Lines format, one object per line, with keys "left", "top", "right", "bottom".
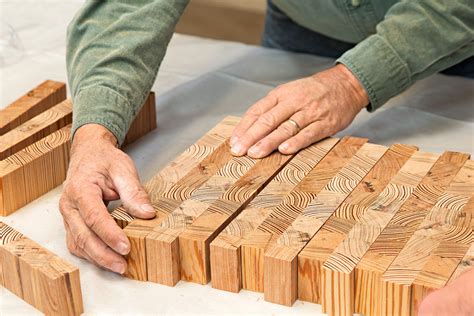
{"left": 110, "top": 117, "right": 473, "bottom": 316}
{"left": 0, "top": 80, "right": 157, "bottom": 216}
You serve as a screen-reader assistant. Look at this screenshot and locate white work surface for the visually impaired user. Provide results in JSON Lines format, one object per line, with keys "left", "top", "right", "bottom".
{"left": 1, "top": 1, "right": 473, "bottom": 315}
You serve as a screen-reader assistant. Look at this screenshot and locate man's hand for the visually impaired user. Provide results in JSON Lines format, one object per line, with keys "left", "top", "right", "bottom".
{"left": 59, "top": 124, "right": 155, "bottom": 274}
{"left": 230, "top": 64, "right": 369, "bottom": 158}
{"left": 418, "top": 268, "right": 474, "bottom": 316}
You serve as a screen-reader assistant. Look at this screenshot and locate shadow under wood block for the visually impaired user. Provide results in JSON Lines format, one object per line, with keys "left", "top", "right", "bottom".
{"left": 0, "top": 80, "right": 66, "bottom": 135}
{"left": 0, "top": 222, "right": 83, "bottom": 315}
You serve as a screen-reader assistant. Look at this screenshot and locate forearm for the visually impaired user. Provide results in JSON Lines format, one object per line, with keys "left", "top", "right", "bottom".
{"left": 66, "top": 0, "right": 188, "bottom": 144}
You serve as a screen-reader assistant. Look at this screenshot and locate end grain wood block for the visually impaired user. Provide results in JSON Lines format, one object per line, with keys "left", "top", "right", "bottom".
{"left": 0, "top": 222, "right": 83, "bottom": 315}
{"left": 178, "top": 150, "right": 293, "bottom": 284}
{"left": 263, "top": 142, "right": 388, "bottom": 306}
{"left": 353, "top": 151, "right": 469, "bottom": 316}
{"left": 210, "top": 137, "right": 340, "bottom": 293}
{"left": 0, "top": 99, "right": 72, "bottom": 160}
{"left": 0, "top": 80, "right": 66, "bottom": 135}
{"left": 0, "top": 125, "right": 71, "bottom": 216}
{"left": 240, "top": 137, "right": 368, "bottom": 293}
{"left": 111, "top": 116, "right": 240, "bottom": 228}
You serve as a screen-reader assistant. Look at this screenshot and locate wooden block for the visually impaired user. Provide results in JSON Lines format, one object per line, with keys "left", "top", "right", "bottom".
{"left": 352, "top": 151, "right": 469, "bottom": 316}
{"left": 0, "top": 125, "right": 71, "bottom": 216}
{"left": 122, "top": 92, "right": 157, "bottom": 146}
{"left": 449, "top": 242, "right": 474, "bottom": 284}
{"left": 240, "top": 136, "right": 368, "bottom": 293}
{"left": 210, "top": 137, "right": 340, "bottom": 293}
{"left": 111, "top": 116, "right": 240, "bottom": 228}
{"left": 0, "top": 99, "right": 72, "bottom": 160}
{"left": 178, "top": 150, "right": 293, "bottom": 284}
{"left": 291, "top": 144, "right": 416, "bottom": 309}
{"left": 263, "top": 142, "right": 388, "bottom": 306}
{"left": 381, "top": 160, "right": 473, "bottom": 316}
{"left": 122, "top": 118, "right": 239, "bottom": 281}
{"left": 0, "top": 80, "right": 66, "bottom": 135}
{"left": 0, "top": 222, "right": 83, "bottom": 315}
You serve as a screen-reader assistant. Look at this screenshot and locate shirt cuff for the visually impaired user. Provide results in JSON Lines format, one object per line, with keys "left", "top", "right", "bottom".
{"left": 336, "top": 34, "right": 412, "bottom": 112}
{"left": 71, "top": 85, "right": 134, "bottom": 145}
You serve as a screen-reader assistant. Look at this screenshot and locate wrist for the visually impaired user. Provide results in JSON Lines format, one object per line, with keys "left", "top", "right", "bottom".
{"left": 333, "top": 63, "right": 370, "bottom": 111}
{"left": 73, "top": 124, "right": 118, "bottom": 148}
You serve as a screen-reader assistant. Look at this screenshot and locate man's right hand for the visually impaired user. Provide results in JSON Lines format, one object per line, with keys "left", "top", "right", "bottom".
{"left": 59, "top": 124, "right": 156, "bottom": 274}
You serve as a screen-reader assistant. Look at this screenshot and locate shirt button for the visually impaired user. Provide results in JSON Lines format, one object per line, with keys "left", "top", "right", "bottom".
{"left": 351, "top": 0, "right": 361, "bottom": 7}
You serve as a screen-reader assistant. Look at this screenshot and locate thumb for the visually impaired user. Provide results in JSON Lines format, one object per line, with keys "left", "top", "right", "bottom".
{"left": 113, "top": 171, "right": 156, "bottom": 220}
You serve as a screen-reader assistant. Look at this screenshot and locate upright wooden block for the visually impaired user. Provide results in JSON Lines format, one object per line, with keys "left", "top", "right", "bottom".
{"left": 210, "top": 137, "right": 340, "bottom": 293}
{"left": 0, "top": 80, "right": 66, "bottom": 135}
{"left": 263, "top": 142, "right": 388, "bottom": 306}
{"left": 240, "top": 137, "right": 368, "bottom": 293}
{"left": 178, "top": 150, "right": 293, "bottom": 284}
{"left": 353, "top": 151, "right": 469, "bottom": 316}
{"left": 122, "top": 92, "right": 157, "bottom": 146}
{"left": 0, "top": 222, "right": 83, "bottom": 315}
{"left": 0, "top": 99, "right": 72, "bottom": 160}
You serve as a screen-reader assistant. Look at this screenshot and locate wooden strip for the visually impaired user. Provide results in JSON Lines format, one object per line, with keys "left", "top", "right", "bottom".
{"left": 0, "top": 125, "right": 72, "bottom": 216}
{"left": 263, "top": 142, "right": 388, "bottom": 306}
{"left": 122, "top": 92, "right": 157, "bottom": 146}
{"left": 0, "top": 222, "right": 83, "bottom": 315}
{"left": 240, "top": 137, "right": 368, "bottom": 293}
{"left": 0, "top": 99, "right": 72, "bottom": 160}
{"left": 381, "top": 160, "right": 473, "bottom": 316}
{"left": 352, "top": 151, "right": 469, "bottom": 316}
{"left": 210, "top": 137, "right": 340, "bottom": 293}
{"left": 111, "top": 116, "right": 240, "bottom": 227}
{"left": 0, "top": 80, "right": 66, "bottom": 135}
{"left": 293, "top": 144, "right": 416, "bottom": 308}
{"left": 178, "top": 150, "right": 293, "bottom": 284}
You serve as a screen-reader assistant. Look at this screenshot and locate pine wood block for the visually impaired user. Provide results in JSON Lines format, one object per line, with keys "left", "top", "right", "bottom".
{"left": 111, "top": 116, "right": 239, "bottom": 228}
{"left": 146, "top": 154, "right": 257, "bottom": 286}
{"left": 263, "top": 142, "right": 388, "bottom": 306}
{"left": 0, "top": 222, "right": 83, "bottom": 315}
{"left": 0, "top": 80, "right": 66, "bottom": 135}
{"left": 122, "top": 92, "right": 157, "bottom": 146}
{"left": 0, "top": 99, "right": 72, "bottom": 160}
{"left": 291, "top": 144, "right": 416, "bottom": 310}
{"left": 240, "top": 136, "right": 368, "bottom": 293}
{"left": 352, "top": 151, "right": 469, "bottom": 316}
{"left": 178, "top": 150, "right": 293, "bottom": 285}
{"left": 381, "top": 160, "right": 473, "bottom": 316}
{"left": 0, "top": 125, "right": 71, "bottom": 216}
{"left": 210, "top": 137, "right": 340, "bottom": 293}
{"left": 123, "top": 138, "right": 235, "bottom": 281}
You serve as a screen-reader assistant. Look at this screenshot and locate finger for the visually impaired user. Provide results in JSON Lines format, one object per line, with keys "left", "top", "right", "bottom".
{"left": 231, "top": 94, "right": 277, "bottom": 147}
{"left": 112, "top": 166, "right": 156, "bottom": 219}
{"left": 247, "top": 111, "right": 310, "bottom": 158}
{"left": 279, "top": 120, "right": 330, "bottom": 154}
{"left": 65, "top": 222, "right": 97, "bottom": 264}
{"left": 74, "top": 186, "right": 131, "bottom": 256}
{"left": 231, "top": 101, "right": 297, "bottom": 156}
{"left": 64, "top": 206, "right": 127, "bottom": 274}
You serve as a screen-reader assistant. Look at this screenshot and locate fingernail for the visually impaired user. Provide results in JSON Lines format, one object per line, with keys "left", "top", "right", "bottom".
{"left": 231, "top": 142, "right": 244, "bottom": 156}
{"left": 230, "top": 136, "right": 239, "bottom": 147}
{"left": 117, "top": 241, "right": 130, "bottom": 255}
{"left": 279, "top": 143, "right": 289, "bottom": 152}
{"left": 248, "top": 145, "right": 261, "bottom": 158}
{"left": 111, "top": 262, "right": 126, "bottom": 274}
{"left": 141, "top": 204, "right": 155, "bottom": 214}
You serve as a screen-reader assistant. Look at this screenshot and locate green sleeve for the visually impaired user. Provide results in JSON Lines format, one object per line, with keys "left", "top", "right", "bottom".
{"left": 337, "top": 0, "right": 474, "bottom": 111}
{"left": 66, "top": 0, "right": 188, "bottom": 144}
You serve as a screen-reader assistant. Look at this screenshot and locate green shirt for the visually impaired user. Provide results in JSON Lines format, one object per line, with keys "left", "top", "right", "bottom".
{"left": 67, "top": 0, "right": 474, "bottom": 145}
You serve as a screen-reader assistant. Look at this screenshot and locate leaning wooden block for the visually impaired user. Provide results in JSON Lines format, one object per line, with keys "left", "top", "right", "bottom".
{"left": 0, "top": 222, "right": 83, "bottom": 315}
{"left": 0, "top": 99, "right": 72, "bottom": 160}
{"left": 0, "top": 80, "right": 66, "bottom": 135}
{"left": 210, "top": 137, "right": 340, "bottom": 293}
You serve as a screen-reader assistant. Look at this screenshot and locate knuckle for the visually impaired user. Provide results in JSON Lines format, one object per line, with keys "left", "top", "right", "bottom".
{"left": 74, "top": 231, "right": 89, "bottom": 251}
{"left": 278, "top": 122, "right": 295, "bottom": 137}
{"left": 257, "top": 113, "right": 277, "bottom": 129}
{"left": 83, "top": 210, "right": 102, "bottom": 230}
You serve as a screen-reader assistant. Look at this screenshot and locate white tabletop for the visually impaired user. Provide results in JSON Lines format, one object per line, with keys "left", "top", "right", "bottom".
{"left": 1, "top": 1, "right": 473, "bottom": 315}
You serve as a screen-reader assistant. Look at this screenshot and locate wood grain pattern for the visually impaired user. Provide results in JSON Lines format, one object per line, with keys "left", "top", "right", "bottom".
{"left": 210, "top": 137, "right": 340, "bottom": 293}
{"left": 353, "top": 151, "right": 469, "bottom": 316}
{"left": 239, "top": 137, "right": 368, "bottom": 293}
{"left": 263, "top": 142, "right": 388, "bottom": 306}
{"left": 0, "top": 222, "right": 83, "bottom": 315}
{"left": 0, "top": 99, "right": 72, "bottom": 160}
{"left": 122, "top": 92, "right": 157, "bottom": 146}
{"left": 178, "top": 150, "right": 293, "bottom": 284}
{"left": 0, "top": 80, "right": 66, "bottom": 135}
